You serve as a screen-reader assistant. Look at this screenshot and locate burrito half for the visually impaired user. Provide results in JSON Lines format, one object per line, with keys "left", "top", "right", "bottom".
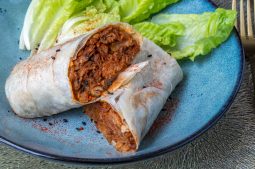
{"left": 84, "top": 39, "right": 183, "bottom": 152}
{"left": 5, "top": 23, "right": 143, "bottom": 118}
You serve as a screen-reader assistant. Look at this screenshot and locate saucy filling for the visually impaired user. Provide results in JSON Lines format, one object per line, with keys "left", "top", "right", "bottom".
{"left": 68, "top": 25, "right": 140, "bottom": 103}
{"left": 84, "top": 102, "right": 136, "bottom": 152}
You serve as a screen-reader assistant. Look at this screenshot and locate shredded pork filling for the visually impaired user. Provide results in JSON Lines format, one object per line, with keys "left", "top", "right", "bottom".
{"left": 84, "top": 102, "right": 137, "bottom": 152}
{"left": 68, "top": 25, "right": 140, "bottom": 103}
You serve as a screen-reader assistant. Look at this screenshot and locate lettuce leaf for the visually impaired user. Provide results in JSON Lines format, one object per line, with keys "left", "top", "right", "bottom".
{"left": 19, "top": 0, "right": 93, "bottom": 52}
{"left": 57, "top": 0, "right": 120, "bottom": 44}
{"left": 151, "top": 8, "right": 237, "bottom": 60}
{"left": 133, "top": 22, "right": 184, "bottom": 49}
{"left": 119, "top": 0, "right": 179, "bottom": 24}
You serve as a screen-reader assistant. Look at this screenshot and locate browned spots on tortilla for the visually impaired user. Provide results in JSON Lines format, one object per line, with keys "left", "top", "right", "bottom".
{"left": 148, "top": 80, "right": 163, "bottom": 90}
{"left": 145, "top": 90, "right": 158, "bottom": 98}
{"left": 132, "top": 91, "right": 158, "bottom": 109}
{"left": 131, "top": 91, "right": 158, "bottom": 132}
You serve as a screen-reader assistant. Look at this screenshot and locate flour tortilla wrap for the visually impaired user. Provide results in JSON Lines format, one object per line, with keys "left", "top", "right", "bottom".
{"left": 84, "top": 39, "right": 183, "bottom": 152}
{"left": 5, "top": 23, "right": 143, "bottom": 118}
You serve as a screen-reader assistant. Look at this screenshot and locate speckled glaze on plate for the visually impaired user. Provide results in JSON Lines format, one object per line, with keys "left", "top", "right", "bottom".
{"left": 0, "top": 0, "right": 244, "bottom": 164}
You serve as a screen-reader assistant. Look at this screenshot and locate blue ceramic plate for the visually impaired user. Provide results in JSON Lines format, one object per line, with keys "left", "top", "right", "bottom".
{"left": 0, "top": 0, "right": 244, "bottom": 164}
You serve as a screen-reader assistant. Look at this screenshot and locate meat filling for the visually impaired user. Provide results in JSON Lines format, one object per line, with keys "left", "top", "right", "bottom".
{"left": 68, "top": 25, "right": 140, "bottom": 103}
{"left": 84, "top": 102, "right": 137, "bottom": 152}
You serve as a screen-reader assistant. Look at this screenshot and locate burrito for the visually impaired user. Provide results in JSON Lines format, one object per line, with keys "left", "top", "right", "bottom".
{"left": 84, "top": 39, "right": 183, "bottom": 152}
{"left": 5, "top": 23, "right": 143, "bottom": 118}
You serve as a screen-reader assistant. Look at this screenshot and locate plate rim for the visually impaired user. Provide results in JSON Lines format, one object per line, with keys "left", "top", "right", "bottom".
{"left": 0, "top": 0, "right": 245, "bottom": 165}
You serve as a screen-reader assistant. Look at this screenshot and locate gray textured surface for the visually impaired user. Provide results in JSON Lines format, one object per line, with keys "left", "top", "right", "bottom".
{"left": 2, "top": 0, "right": 255, "bottom": 168}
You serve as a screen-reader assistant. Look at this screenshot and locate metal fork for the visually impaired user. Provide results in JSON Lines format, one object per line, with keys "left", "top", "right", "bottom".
{"left": 232, "top": 0, "right": 255, "bottom": 54}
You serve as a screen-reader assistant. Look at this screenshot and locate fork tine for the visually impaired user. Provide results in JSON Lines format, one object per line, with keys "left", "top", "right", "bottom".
{"left": 254, "top": 0, "right": 255, "bottom": 34}
{"left": 247, "top": 0, "right": 254, "bottom": 37}
{"left": 232, "top": 0, "right": 237, "bottom": 28}
{"left": 240, "top": 0, "right": 246, "bottom": 37}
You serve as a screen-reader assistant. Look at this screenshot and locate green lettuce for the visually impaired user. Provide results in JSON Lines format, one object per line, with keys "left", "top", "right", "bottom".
{"left": 133, "top": 22, "right": 184, "bottom": 49}
{"left": 119, "top": 0, "right": 179, "bottom": 24}
{"left": 20, "top": 1, "right": 236, "bottom": 62}
{"left": 151, "top": 8, "right": 237, "bottom": 60}
{"left": 20, "top": 0, "right": 180, "bottom": 52}
{"left": 19, "top": 0, "right": 93, "bottom": 52}
{"left": 57, "top": 0, "right": 120, "bottom": 44}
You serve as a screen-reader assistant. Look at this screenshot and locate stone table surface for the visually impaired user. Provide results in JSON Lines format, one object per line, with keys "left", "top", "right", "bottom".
{"left": 1, "top": 0, "right": 255, "bottom": 168}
